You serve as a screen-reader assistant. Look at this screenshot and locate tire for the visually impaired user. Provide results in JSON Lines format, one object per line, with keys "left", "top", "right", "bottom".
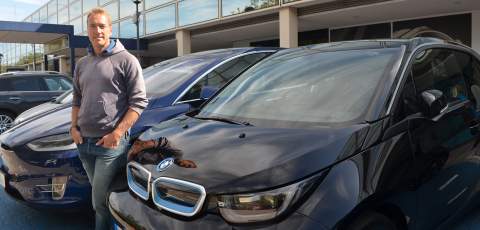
{"left": 0, "top": 111, "right": 15, "bottom": 134}
{"left": 346, "top": 211, "right": 398, "bottom": 230}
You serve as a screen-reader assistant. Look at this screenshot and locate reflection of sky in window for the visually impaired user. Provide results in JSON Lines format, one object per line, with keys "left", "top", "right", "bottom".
{"left": 105, "top": 2, "right": 119, "bottom": 21}
{"left": 71, "top": 17, "right": 82, "bottom": 35}
{"left": 48, "top": 14, "right": 57, "bottom": 24}
{"left": 146, "top": 4, "right": 175, "bottom": 34}
{"left": 119, "top": 17, "right": 144, "bottom": 38}
{"left": 179, "top": 0, "right": 218, "bottom": 26}
{"left": 48, "top": 1, "right": 57, "bottom": 15}
{"left": 146, "top": 0, "right": 174, "bottom": 9}
{"left": 70, "top": 1, "right": 82, "bottom": 19}
{"left": 112, "top": 22, "right": 119, "bottom": 38}
{"left": 202, "top": 48, "right": 399, "bottom": 124}
{"left": 83, "top": 0, "right": 98, "bottom": 14}
{"left": 120, "top": 0, "right": 143, "bottom": 19}
{"left": 222, "top": 0, "right": 278, "bottom": 16}
{"left": 58, "top": 8, "right": 68, "bottom": 24}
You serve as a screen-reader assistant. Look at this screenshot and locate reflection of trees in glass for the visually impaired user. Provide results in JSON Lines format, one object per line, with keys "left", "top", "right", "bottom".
{"left": 230, "top": 0, "right": 279, "bottom": 15}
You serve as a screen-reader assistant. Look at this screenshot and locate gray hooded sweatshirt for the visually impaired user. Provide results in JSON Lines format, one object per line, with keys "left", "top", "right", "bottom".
{"left": 72, "top": 40, "right": 148, "bottom": 137}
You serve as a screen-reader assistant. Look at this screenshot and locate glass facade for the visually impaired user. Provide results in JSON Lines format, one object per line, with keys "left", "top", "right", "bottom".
{"left": 145, "top": 4, "right": 175, "bottom": 34}
{"left": 58, "top": 0, "right": 69, "bottom": 9}
{"left": 120, "top": 0, "right": 143, "bottom": 19}
{"left": 58, "top": 7, "right": 69, "bottom": 24}
{"left": 39, "top": 7, "right": 48, "bottom": 23}
{"left": 222, "top": 0, "right": 278, "bottom": 17}
{"left": 71, "top": 17, "right": 83, "bottom": 35}
{"left": 178, "top": 0, "right": 218, "bottom": 26}
{"left": 105, "top": 1, "right": 119, "bottom": 21}
{"left": 70, "top": 0, "right": 82, "bottom": 20}
{"left": 146, "top": 0, "right": 173, "bottom": 10}
{"left": 83, "top": 0, "right": 99, "bottom": 14}
{"left": 119, "top": 16, "right": 144, "bottom": 38}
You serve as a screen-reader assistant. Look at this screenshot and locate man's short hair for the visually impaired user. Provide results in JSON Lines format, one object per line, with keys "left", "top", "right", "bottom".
{"left": 87, "top": 7, "right": 112, "bottom": 26}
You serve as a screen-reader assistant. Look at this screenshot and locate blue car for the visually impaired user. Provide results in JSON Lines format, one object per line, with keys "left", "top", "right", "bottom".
{"left": 0, "top": 48, "right": 277, "bottom": 210}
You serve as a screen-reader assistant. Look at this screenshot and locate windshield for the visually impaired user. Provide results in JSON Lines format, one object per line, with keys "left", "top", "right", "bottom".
{"left": 55, "top": 89, "right": 73, "bottom": 104}
{"left": 199, "top": 47, "right": 402, "bottom": 127}
{"left": 144, "top": 57, "right": 218, "bottom": 97}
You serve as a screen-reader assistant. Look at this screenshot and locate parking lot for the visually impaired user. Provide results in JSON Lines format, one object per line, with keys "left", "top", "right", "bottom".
{"left": 0, "top": 188, "right": 478, "bottom": 230}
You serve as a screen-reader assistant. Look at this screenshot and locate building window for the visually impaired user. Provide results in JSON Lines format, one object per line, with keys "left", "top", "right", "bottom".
{"left": 120, "top": 0, "right": 143, "bottom": 19}
{"left": 48, "top": 14, "right": 58, "bottom": 24}
{"left": 99, "top": 0, "right": 113, "bottom": 5}
{"left": 71, "top": 17, "right": 83, "bottom": 35}
{"left": 222, "top": 0, "right": 278, "bottom": 17}
{"left": 40, "top": 6, "right": 48, "bottom": 23}
{"left": 58, "top": 0, "right": 69, "bottom": 9}
{"left": 393, "top": 14, "right": 471, "bottom": 46}
{"left": 104, "top": 1, "right": 119, "bottom": 21}
{"left": 145, "top": 4, "right": 175, "bottom": 34}
{"left": 70, "top": 0, "right": 82, "bottom": 20}
{"left": 119, "top": 16, "right": 144, "bottom": 38}
{"left": 58, "top": 7, "right": 69, "bottom": 24}
{"left": 111, "top": 22, "right": 119, "bottom": 38}
{"left": 48, "top": 0, "right": 57, "bottom": 16}
{"left": 145, "top": 0, "right": 173, "bottom": 10}
{"left": 83, "top": 0, "right": 98, "bottom": 14}
{"left": 178, "top": 0, "right": 218, "bottom": 26}
{"left": 330, "top": 23, "right": 391, "bottom": 42}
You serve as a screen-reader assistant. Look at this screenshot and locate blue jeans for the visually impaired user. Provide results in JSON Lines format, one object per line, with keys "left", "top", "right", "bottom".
{"left": 77, "top": 134, "right": 129, "bottom": 230}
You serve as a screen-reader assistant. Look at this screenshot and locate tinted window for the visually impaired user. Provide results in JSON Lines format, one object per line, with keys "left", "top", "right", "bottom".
{"left": 0, "top": 79, "right": 11, "bottom": 91}
{"left": 179, "top": 52, "right": 270, "bottom": 101}
{"left": 43, "top": 76, "right": 72, "bottom": 91}
{"left": 460, "top": 52, "right": 480, "bottom": 110}
{"left": 200, "top": 47, "right": 402, "bottom": 127}
{"left": 10, "top": 77, "right": 43, "bottom": 91}
{"left": 411, "top": 49, "right": 468, "bottom": 103}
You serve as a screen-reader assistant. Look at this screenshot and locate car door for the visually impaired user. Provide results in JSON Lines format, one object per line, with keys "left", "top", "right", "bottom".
{"left": 41, "top": 75, "right": 73, "bottom": 100}
{"left": 174, "top": 52, "right": 273, "bottom": 108}
{"left": 404, "top": 47, "right": 480, "bottom": 229}
{"left": 7, "top": 76, "right": 53, "bottom": 113}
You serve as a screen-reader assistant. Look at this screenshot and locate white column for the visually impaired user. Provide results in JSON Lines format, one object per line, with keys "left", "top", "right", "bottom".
{"left": 59, "top": 57, "right": 69, "bottom": 74}
{"left": 176, "top": 30, "right": 191, "bottom": 56}
{"left": 279, "top": 7, "right": 298, "bottom": 48}
{"left": 472, "top": 11, "right": 480, "bottom": 53}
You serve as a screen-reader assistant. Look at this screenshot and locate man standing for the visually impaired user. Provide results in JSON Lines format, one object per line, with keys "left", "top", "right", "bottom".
{"left": 70, "top": 8, "right": 148, "bottom": 230}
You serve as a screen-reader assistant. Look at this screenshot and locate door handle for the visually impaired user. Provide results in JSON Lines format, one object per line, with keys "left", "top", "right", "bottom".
{"left": 9, "top": 97, "right": 21, "bottom": 101}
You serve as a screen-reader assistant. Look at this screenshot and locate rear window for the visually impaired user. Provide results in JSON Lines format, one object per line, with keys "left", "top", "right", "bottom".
{"left": 0, "top": 78, "right": 11, "bottom": 91}
{"left": 10, "top": 77, "right": 43, "bottom": 91}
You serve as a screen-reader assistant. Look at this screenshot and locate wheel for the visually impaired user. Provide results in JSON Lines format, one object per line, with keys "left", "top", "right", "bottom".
{"left": 345, "top": 211, "right": 398, "bottom": 230}
{"left": 0, "top": 111, "right": 15, "bottom": 134}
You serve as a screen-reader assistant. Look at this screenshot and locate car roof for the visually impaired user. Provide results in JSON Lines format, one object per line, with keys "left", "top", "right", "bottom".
{"left": 0, "top": 71, "right": 68, "bottom": 78}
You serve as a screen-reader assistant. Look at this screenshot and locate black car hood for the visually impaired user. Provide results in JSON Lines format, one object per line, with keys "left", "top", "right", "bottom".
{"left": 134, "top": 116, "right": 369, "bottom": 194}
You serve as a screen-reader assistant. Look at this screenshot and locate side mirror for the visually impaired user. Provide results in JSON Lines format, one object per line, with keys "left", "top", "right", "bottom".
{"left": 200, "top": 86, "right": 218, "bottom": 100}
{"left": 420, "top": 89, "right": 447, "bottom": 118}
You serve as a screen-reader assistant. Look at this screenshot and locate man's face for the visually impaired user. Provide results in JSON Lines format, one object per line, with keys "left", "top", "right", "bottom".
{"left": 87, "top": 13, "right": 112, "bottom": 49}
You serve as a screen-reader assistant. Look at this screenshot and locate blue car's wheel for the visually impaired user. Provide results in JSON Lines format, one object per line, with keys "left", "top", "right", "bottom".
{"left": 0, "top": 111, "right": 14, "bottom": 134}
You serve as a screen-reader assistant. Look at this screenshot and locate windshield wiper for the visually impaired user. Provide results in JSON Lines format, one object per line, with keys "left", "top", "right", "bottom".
{"left": 195, "top": 116, "right": 252, "bottom": 126}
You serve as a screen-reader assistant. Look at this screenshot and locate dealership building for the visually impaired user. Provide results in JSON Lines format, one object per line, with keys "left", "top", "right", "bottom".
{"left": 0, "top": 0, "right": 479, "bottom": 74}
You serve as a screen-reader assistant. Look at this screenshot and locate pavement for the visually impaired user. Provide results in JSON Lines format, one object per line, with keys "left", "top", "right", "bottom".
{"left": 0, "top": 188, "right": 478, "bottom": 230}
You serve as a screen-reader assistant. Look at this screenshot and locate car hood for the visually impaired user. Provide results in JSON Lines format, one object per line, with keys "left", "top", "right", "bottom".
{"left": 133, "top": 116, "right": 369, "bottom": 194}
{"left": 13, "top": 102, "right": 67, "bottom": 125}
{"left": 0, "top": 106, "right": 72, "bottom": 146}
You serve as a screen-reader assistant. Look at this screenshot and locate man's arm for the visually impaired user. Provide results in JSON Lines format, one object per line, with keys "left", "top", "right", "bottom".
{"left": 96, "top": 108, "right": 140, "bottom": 148}
{"left": 70, "top": 106, "right": 83, "bottom": 144}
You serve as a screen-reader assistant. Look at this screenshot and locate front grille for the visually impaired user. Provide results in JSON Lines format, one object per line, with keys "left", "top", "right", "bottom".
{"left": 152, "top": 177, "right": 206, "bottom": 217}
{"left": 126, "top": 162, "right": 151, "bottom": 200}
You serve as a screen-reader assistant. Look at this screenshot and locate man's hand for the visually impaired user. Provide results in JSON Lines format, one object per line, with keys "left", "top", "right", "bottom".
{"left": 70, "top": 127, "right": 83, "bottom": 145}
{"left": 96, "top": 130, "right": 123, "bottom": 149}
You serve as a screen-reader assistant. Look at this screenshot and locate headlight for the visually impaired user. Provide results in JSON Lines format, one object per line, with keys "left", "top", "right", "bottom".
{"left": 27, "top": 133, "right": 77, "bottom": 152}
{"left": 217, "top": 176, "right": 318, "bottom": 224}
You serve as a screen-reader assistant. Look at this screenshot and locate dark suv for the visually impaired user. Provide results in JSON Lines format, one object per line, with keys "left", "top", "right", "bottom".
{"left": 110, "top": 38, "right": 480, "bottom": 230}
{"left": 0, "top": 71, "right": 72, "bottom": 133}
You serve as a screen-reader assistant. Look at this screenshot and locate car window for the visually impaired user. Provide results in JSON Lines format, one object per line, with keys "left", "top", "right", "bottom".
{"left": 458, "top": 52, "right": 480, "bottom": 111}
{"left": 10, "top": 77, "right": 43, "bottom": 91}
{"left": 411, "top": 48, "right": 468, "bottom": 104}
{"left": 0, "top": 78, "right": 11, "bottom": 91}
{"left": 179, "top": 52, "right": 271, "bottom": 102}
{"left": 199, "top": 47, "right": 402, "bottom": 127}
{"left": 43, "top": 76, "right": 72, "bottom": 91}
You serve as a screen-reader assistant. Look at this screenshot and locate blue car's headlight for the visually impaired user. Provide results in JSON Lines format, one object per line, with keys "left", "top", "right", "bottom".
{"left": 27, "top": 133, "right": 77, "bottom": 152}
{"left": 217, "top": 175, "right": 318, "bottom": 224}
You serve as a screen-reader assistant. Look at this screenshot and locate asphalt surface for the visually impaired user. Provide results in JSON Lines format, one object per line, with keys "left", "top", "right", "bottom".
{"left": 0, "top": 188, "right": 478, "bottom": 230}
{"left": 0, "top": 189, "right": 93, "bottom": 230}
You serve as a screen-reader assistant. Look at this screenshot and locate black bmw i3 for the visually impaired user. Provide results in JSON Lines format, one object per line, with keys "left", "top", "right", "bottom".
{"left": 108, "top": 38, "right": 480, "bottom": 230}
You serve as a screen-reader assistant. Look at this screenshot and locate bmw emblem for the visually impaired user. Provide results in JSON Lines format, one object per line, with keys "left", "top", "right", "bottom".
{"left": 156, "top": 157, "right": 175, "bottom": 172}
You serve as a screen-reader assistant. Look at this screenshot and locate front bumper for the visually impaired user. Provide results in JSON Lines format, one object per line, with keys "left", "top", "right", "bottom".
{"left": 0, "top": 144, "right": 91, "bottom": 210}
{"left": 109, "top": 189, "right": 326, "bottom": 230}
